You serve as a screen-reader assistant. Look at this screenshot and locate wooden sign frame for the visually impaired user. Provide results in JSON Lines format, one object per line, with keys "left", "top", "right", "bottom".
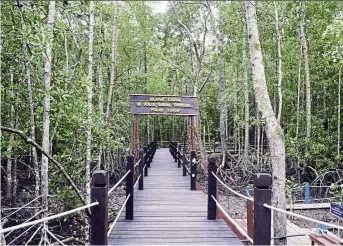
{"left": 130, "top": 94, "right": 197, "bottom": 162}
{"left": 129, "top": 94, "right": 198, "bottom": 116}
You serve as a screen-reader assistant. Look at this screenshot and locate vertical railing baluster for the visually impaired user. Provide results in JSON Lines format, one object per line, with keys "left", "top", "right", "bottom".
{"left": 247, "top": 199, "right": 254, "bottom": 239}
{"left": 182, "top": 147, "right": 187, "bottom": 176}
{"left": 177, "top": 144, "right": 181, "bottom": 168}
{"left": 91, "top": 170, "right": 108, "bottom": 245}
{"left": 147, "top": 145, "right": 151, "bottom": 168}
{"left": 207, "top": 157, "right": 217, "bottom": 220}
{"left": 126, "top": 155, "right": 134, "bottom": 220}
{"left": 152, "top": 142, "right": 156, "bottom": 159}
{"left": 190, "top": 150, "right": 197, "bottom": 190}
{"left": 139, "top": 149, "right": 144, "bottom": 190}
{"left": 253, "top": 173, "right": 272, "bottom": 245}
{"left": 144, "top": 146, "right": 148, "bottom": 176}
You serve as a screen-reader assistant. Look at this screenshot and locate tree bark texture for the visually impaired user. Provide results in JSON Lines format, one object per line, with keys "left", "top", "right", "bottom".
{"left": 6, "top": 70, "right": 14, "bottom": 200}
{"left": 274, "top": 1, "right": 283, "bottom": 123}
{"left": 12, "top": 97, "right": 19, "bottom": 205}
{"left": 218, "top": 22, "right": 228, "bottom": 166}
{"left": 299, "top": 2, "right": 311, "bottom": 152}
{"left": 338, "top": 64, "right": 342, "bottom": 160}
{"left": 296, "top": 46, "right": 302, "bottom": 163}
{"left": 245, "top": 1, "right": 287, "bottom": 244}
{"left": 41, "top": 1, "right": 56, "bottom": 229}
{"left": 242, "top": 11, "right": 249, "bottom": 158}
{"left": 86, "top": 0, "right": 95, "bottom": 206}
{"left": 106, "top": 3, "right": 119, "bottom": 122}
{"left": 97, "top": 50, "right": 103, "bottom": 170}
{"left": 17, "top": 1, "right": 40, "bottom": 200}
{"left": 85, "top": 2, "right": 95, "bottom": 242}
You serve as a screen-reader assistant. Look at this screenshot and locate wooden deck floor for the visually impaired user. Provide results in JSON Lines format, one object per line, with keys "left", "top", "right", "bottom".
{"left": 235, "top": 219, "right": 311, "bottom": 245}
{"left": 108, "top": 148, "right": 242, "bottom": 245}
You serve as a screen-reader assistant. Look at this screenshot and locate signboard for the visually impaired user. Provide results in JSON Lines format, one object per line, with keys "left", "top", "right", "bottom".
{"left": 330, "top": 203, "right": 343, "bottom": 219}
{"left": 130, "top": 94, "right": 198, "bottom": 116}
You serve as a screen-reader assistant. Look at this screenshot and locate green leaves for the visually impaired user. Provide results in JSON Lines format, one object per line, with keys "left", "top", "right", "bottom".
{"left": 285, "top": 176, "right": 304, "bottom": 201}
{"left": 1, "top": 0, "right": 342, "bottom": 213}
{"left": 329, "top": 184, "right": 343, "bottom": 205}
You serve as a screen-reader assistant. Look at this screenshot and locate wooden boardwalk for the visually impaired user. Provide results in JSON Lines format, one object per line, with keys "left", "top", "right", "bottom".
{"left": 108, "top": 148, "right": 242, "bottom": 245}
{"left": 235, "top": 218, "right": 311, "bottom": 245}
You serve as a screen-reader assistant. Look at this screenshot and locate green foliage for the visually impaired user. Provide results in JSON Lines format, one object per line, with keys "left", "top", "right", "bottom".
{"left": 1, "top": 1, "right": 342, "bottom": 207}
{"left": 286, "top": 176, "right": 304, "bottom": 203}
{"left": 329, "top": 184, "right": 343, "bottom": 205}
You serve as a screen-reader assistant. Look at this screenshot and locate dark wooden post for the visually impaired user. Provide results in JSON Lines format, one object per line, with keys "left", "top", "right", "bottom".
{"left": 143, "top": 146, "right": 148, "bottom": 176}
{"left": 177, "top": 144, "right": 181, "bottom": 168}
{"left": 150, "top": 144, "right": 153, "bottom": 164}
{"left": 152, "top": 142, "right": 156, "bottom": 159}
{"left": 247, "top": 200, "right": 254, "bottom": 239}
{"left": 253, "top": 173, "right": 272, "bottom": 245}
{"left": 170, "top": 144, "right": 173, "bottom": 159}
{"left": 182, "top": 147, "right": 187, "bottom": 176}
{"left": 190, "top": 150, "right": 197, "bottom": 190}
{"left": 133, "top": 114, "right": 140, "bottom": 163}
{"left": 207, "top": 156, "right": 217, "bottom": 220}
{"left": 126, "top": 155, "right": 134, "bottom": 220}
{"left": 151, "top": 143, "right": 154, "bottom": 160}
{"left": 91, "top": 171, "right": 108, "bottom": 245}
{"left": 147, "top": 146, "right": 151, "bottom": 168}
{"left": 139, "top": 149, "right": 144, "bottom": 190}
{"left": 173, "top": 143, "right": 177, "bottom": 162}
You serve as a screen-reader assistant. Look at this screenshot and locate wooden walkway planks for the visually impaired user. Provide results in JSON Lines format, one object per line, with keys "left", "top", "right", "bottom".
{"left": 109, "top": 148, "right": 242, "bottom": 245}
{"left": 235, "top": 218, "right": 311, "bottom": 245}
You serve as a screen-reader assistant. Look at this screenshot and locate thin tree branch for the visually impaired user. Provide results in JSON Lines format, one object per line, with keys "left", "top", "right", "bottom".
{"left": 0, "top": 126, "right": 88, "bottom": 212}
{"left": 198, "top": 71, "right": 212, "bottom": 94}
{"left": 160, "top": 57, "right": 194, "bottom": 84}
{"left": 170, "top": 1, "right": 201, "bottom": 62}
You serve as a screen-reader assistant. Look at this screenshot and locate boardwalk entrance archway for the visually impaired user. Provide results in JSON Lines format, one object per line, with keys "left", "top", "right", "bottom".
{"left": 129, "top": 94, "right": 199, "bottom": 161}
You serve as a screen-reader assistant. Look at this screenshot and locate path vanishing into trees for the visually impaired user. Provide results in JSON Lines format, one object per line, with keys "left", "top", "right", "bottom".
{"left": 108, "top": 148, "right": 242, "bottom": 245}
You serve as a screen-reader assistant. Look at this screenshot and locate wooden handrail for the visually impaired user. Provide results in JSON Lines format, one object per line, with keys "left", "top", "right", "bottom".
{"left": 90, "top": 141, "right": 157, "bottom": 245}
{"left": 168, "top": 143, "right": 196, "bottom": 190}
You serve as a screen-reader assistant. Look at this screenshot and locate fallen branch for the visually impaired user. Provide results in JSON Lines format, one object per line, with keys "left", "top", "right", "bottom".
{"left": 218, "top": 168, "right": 238, "bottom": 188}
{"left": 60, "top": 236, "right": 74, "bottom": 243}
{"left": 1, "top": 126, "right": 86, "bottom": 207}
{"left": 46, "top": 229, "right": 66, "bottom": 246}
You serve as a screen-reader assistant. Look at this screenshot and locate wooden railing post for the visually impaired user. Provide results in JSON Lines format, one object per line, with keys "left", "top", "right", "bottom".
{"left": 126, "top": 155, "right": 134, "bottom": 220}
{"left": 147, "top": 146, "right": 151, "bottom": 168}
{"left": 253, "top": 173, "right": 272, "bottom": 245}
{"left": 247, "top": 200, "right": 254, "bottom": 239}
{"left": 139, "top": 149, "right": 144, "bottom": 190}
{"left": 182, "top": 147, "right": 187, "bottom": 176}
{"left": 150, "top": 143, "right": 154, "bottom": 162}
{"left": 207, "top": 156, "right": 217, "bottom": 220}
{"left": 152, "top": 142, "right": 156, "bottom": 159}
{"left": 174, "top": 142, "right": 177, "bottom": 162}
{"left": 169, "top": 143, "right": 174, "bottom": 157}
{"left": 177, "top": 144, "right": 181, "bottom": 168}
{"left": 190, "top": 150, "right": 197, "bottom": 190}
{"left": 151, "top": 143, "right": 154, "bottom": 160}
{"left": 143, "top": 146, "right": 148, "bottom": 176}
{"left": 91, "top": 170, "right": 108, "bottom": 245}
